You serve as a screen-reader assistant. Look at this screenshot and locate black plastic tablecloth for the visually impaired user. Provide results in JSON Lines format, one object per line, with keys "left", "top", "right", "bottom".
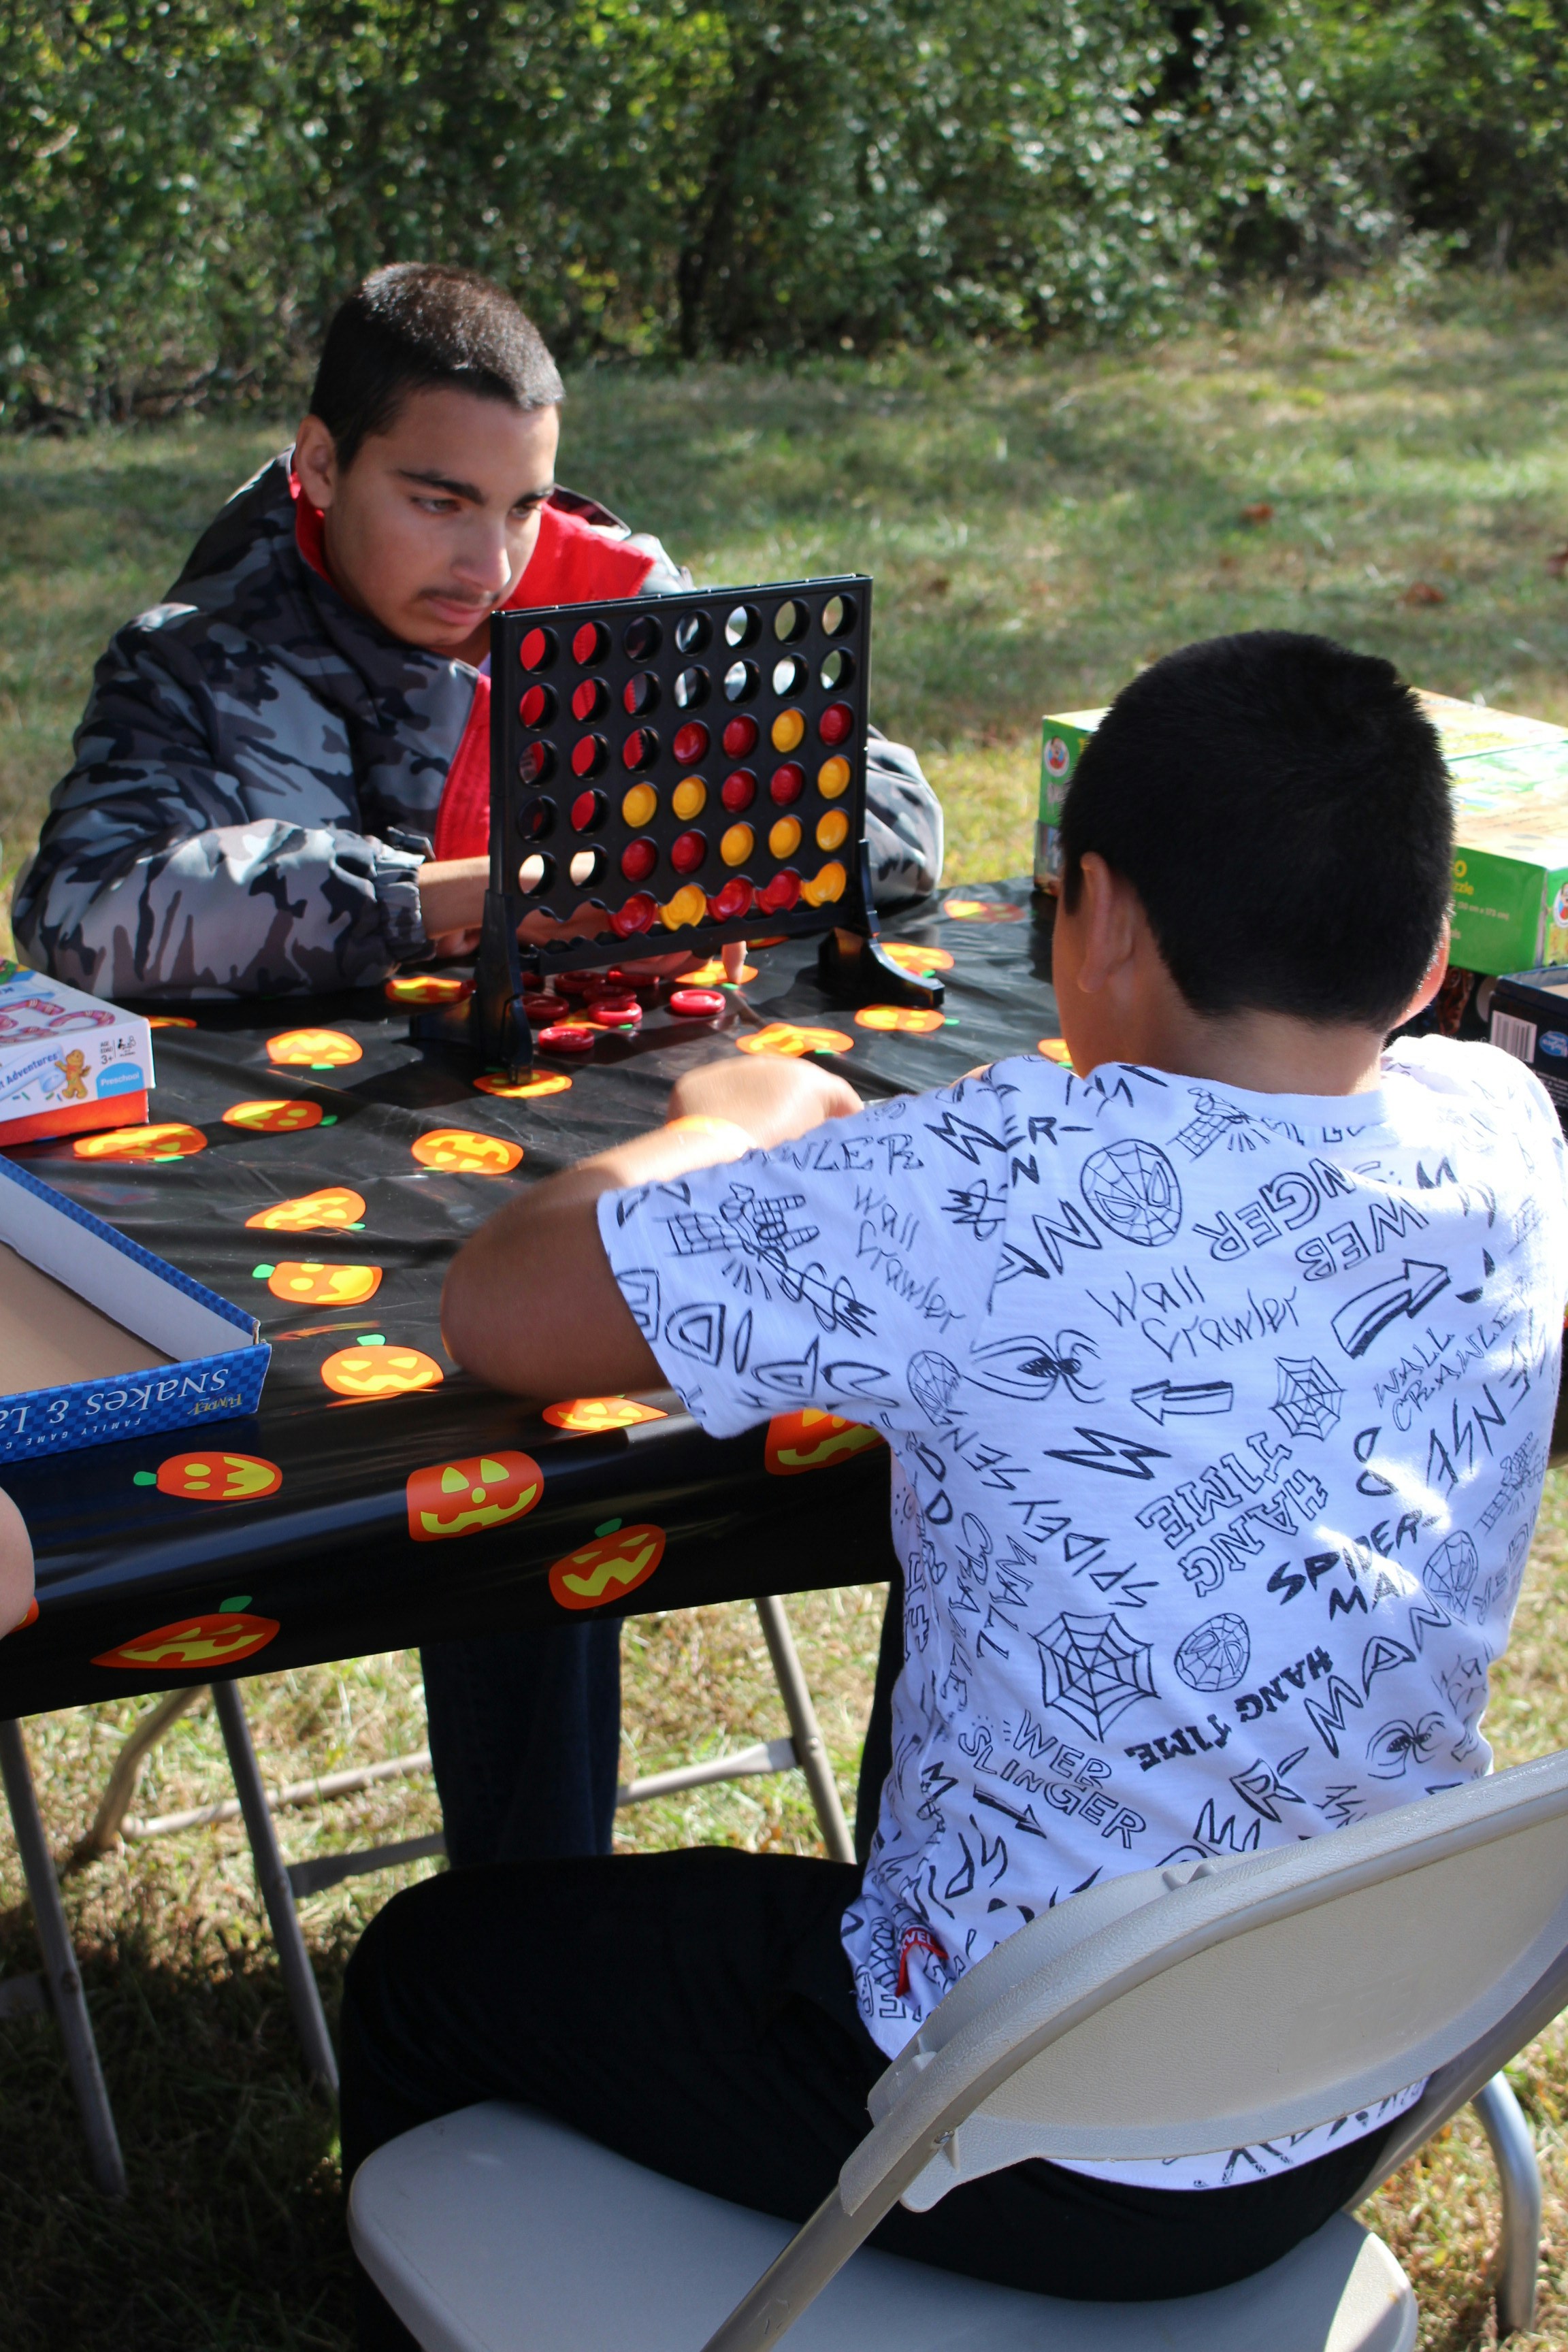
{"left": 0, "top": 886, "right": 1058, "bottom": 1716}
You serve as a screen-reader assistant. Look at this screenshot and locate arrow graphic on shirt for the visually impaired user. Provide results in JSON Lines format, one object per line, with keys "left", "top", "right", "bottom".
{"left": 1331, "top": 1260, "right": 1451, "bottom": 1360}
{"left": 1130, "top": 1379, "right": 1234, "bottom": 1425}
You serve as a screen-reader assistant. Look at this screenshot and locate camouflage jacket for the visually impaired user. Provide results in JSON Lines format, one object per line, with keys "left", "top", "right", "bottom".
{"left": 15, "top": 455, "right": 943, "bottom": 1000}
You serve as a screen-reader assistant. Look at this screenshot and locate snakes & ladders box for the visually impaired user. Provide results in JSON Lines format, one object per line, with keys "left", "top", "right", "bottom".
{"left": 0, "top": 1156, "right": 268, "bottom": 1460}
{"left": 1035, "top": 690, "right": 1568, "bottom": 977}
{"left": 0, "top": 959, "right": 152, "bottom": 1146}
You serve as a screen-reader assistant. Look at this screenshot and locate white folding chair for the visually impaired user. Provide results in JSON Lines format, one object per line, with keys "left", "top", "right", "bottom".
{"left": 348, "top": 1746, "right": 1568, "bottom": 2351}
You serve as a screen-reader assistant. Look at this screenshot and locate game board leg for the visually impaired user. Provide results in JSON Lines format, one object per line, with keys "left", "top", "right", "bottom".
{"left": 817, "top": 927, "right": 945, "bottom": 1011}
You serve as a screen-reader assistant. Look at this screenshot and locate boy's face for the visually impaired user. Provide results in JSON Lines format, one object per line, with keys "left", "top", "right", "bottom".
{"left": 293, "top": 387, "right": 561, "bottom": 661}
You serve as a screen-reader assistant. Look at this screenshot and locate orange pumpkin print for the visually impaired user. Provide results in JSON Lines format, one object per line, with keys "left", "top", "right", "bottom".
{"left": 542, "top": 1397, "right": 669, "bottom": 1433}
{"left": 736, "top": 1022, "right": 853, "bottom": 1058}
{"left": 680, "top": 958, "right": 757, "bottom": 985}
{"left": 146, "top": 1451, "right": 283, "bottom": 1503}
{"left": 94, "top": 1605, "right": 280, "bottom": 1671}
{"left": 266, "top": 1027, "right": 363, "bottom": 1066}
{"left": 473, "top": 1071, "right": 573, "bottom": 1100}
{"left": 1037, "top": 1037, "right": 1075, "bottom": 1068}
{"left": 245, "top": 1186, "right": 365, "bottom": 1232}
{"left": 321, "top": 1344, "right": 443, "bottom": 1398}
{"left": 853, "top": 1006, "right": 947, "bottom": 1034}
{"left": 765, "top": 1409, "right": 883, "bottom": 1476}
{"left": 941, "top": 898, "right": 1024, "bottom": 924}
{"left": 549, "top": 1518, "right": 666, "bottom": 1611}
{"left": 410, "top": 1128, "right": 523, "bottom": 1174}
{"left": 406, "top": 1450, "right": 543, "bottom": 1542}
{"left": 259, "top": 1260, "right": 382, "bottom": 1305}
{"left": 881, "top": 943, "right": 955, "bottom": 975}
{"left": 147, "top": 1015, "right": 197, "bottom": 1028}
{"left": 73, "top": 1122, "right": 206, "bottom": 1162}
{"left": 385, "top": 974, "right": 473, "bottom": 1005}
{"left": 222, "top": 1098, "right": 324, "bottom": 1133}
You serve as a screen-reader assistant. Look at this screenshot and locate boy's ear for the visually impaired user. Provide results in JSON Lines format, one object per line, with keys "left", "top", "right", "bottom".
{"left": 1396, "top": 921, "right": 1451, "bottom": 1030}
{"left": 293, "top": 414, "right": 340, "bottom": 511}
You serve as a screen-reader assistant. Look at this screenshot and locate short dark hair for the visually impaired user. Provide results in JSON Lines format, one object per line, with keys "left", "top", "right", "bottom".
{"left": 1059, "top": 631, "right": 1453, "bottom": 1030}
{"left": 308, "top": 264, "right": 564, "bottom": 468}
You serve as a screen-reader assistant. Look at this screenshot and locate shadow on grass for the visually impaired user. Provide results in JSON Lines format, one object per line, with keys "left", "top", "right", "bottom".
{"left": 0, "top": 1902, "right": 352, "bottom": 2351}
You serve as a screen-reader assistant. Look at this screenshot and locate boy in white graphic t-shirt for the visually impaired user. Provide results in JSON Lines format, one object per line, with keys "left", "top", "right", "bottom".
{"left": 339, "top": 631, "right": 1568, "bottom": 2344}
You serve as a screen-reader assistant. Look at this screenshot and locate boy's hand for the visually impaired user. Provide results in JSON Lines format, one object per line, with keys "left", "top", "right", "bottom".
{"left": 667, "top": 1055, "right": 862, "bottom": 1148}
{"left": 0, "top": 1487, "right": 35, "bottom": 1639}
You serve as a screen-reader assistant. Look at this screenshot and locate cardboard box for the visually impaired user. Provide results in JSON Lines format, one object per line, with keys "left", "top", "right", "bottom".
{"left": 0, "top": 959, "right": 153, "bottom": 1145}
{"left": 0, "top": 1156, "right": 268, "bottom": 1460}
{"left": 1034, "top": 691, "right": 1568, "bottom": 975}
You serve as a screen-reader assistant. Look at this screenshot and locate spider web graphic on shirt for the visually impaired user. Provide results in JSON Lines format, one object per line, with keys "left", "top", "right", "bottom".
{"left": 1270, "top": 1355, "right": 1345, "bottom": 1441}
{"left": 1034, "top": 1610, "right": 1157, "bottom": 1741}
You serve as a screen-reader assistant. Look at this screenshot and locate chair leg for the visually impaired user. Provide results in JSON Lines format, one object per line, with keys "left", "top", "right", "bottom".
{"left": 212, "top": 1679, "right": 339, "bottom": 2095}
{"left": 1473, "top": 2073, "right": 1540, "bottom": 2337}
{"left": 0, "top": 1720, "right": 127, "bottom": 2198}
{"left": 753, "top": 1597, "right": 855, "bottom": 1865}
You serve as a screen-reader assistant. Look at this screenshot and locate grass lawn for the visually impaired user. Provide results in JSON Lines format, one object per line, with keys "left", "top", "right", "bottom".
{"left": 4, "top": 272, "right": 1568, "bottom": 2345}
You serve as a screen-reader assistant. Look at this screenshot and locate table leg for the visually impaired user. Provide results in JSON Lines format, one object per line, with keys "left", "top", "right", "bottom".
{"left": 212, "top": 1679, "right": 339, "bottom": 2095}
{"left": 753, "top": 1597, "right": 855, "bottom": 1865}
{"left": 0, "top": 1718, "right": 127, "bottom": 2198}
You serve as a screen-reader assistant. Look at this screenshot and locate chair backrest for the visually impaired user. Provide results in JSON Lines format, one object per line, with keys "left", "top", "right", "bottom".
{"left": 843, "top": 1748, "right": 1568, "bottom": 2218}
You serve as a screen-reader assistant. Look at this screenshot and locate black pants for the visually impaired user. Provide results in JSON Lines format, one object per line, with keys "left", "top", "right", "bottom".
{"left": 420, "top": 1620, "right": 621, "bottom": 1867}
{"left": 341, "top": 1847, "right": 1385, "bottom": 2347}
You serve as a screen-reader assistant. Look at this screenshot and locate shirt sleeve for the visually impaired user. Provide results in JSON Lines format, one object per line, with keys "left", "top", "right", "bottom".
{"left": 595, "top": 1070, "right": 1015, "bottom": 1439}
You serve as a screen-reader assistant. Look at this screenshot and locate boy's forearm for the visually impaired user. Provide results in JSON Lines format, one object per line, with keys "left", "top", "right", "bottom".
{"left": 441, "top": 1118, "right": 756, "bottom": 1396}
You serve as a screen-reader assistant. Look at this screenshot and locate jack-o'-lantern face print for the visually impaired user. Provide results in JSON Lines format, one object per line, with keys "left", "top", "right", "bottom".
{"left": 941, "top": 898, "right": 1023, "bottom": 924}
{"left": 765, "top": 1409, "right": 883, "bottom": 1477}
{"left": 267, "top": 1028, "right": 363, "bottom": 1066}
{"left": 680, "top": 958, "right": 758, "bottom": 985}
{"left": 549, "top": 1518, "right": 666, "bottom": 1610}
{"left": 736, "top": 1023, "right": 853, "bottom": 1059}
{"left": 258, "top": 1260, "right": 382, "bottom": 1305}
{"left": 94, "top": 1602, "right": 280, "bottom": 1671}
{"left": 146, "top": 1451, "right": 284, "bottom": 1503}
{"left": 406, "top": 1451, "right": 543, "bottom": 1541}
{"left": 853, "top": 1006, "right": 947, "bottom": 1034}
{"left": 1037, "top": 1037, "right": 1074, "bottom": 1068}
{"left": 385, "top": 975, "right": 472, "bottom": 1006}
{"left": 245, "top": 1187, "right": 365, "bottom": 1232}
{"left": 473, "top": 1071, "right": 572, "bottom": 1100}
{"left": 223, "top": 1098, "right": 324, "bottom": 1134}
{"left": 881, "top": 943, "right": 954, "bottom": 976}
{"left": 410, "top": 1129, "right": 523, "bottom": 1174}
{"left": 73, "top": 1122, "right": 206, "bottom": 1162}
{"left": 542, "top": 1397, "right": 668, "bottom": 1433}
{"left": 321, "top": 1344, "right": 443, "bottom": 1398}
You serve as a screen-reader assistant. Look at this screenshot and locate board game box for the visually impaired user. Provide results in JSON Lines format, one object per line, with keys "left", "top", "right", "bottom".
{"left": 1035, "top": 690, "right": 1568, "bottom": 978}
{"left": 0, "top": 958, "right": 153, "bottom": 1147}
{"left": 419, "top": 576, "right": 944, "bottom": 1075}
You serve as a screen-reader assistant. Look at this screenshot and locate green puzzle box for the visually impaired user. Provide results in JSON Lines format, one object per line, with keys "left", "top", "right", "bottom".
{"left": 1036, "top": 691, "right": 1568, "bottom": 977}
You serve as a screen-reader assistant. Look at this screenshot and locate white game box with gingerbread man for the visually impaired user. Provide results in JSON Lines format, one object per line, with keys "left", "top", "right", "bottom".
{"left": 0, "top": 960, "right": 153, "bottom": 1148}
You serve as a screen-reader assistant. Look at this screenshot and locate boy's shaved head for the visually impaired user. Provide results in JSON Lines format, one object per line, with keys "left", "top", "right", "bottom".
{"left": 309, "top": 264, "right": 564, "bottom": 470}
{"left": 1060, "top": 631, "right": 1453, "bottom": 1032}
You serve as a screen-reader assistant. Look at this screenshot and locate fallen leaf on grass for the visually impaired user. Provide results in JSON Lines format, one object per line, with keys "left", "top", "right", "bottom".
{"left": 1240, "top": 502, "right": 1275, "bottom": 525}
{"left": 1401, "top": 581, "right": 1447, "bottom": 608}
{"left": 1548, "top": 549, "right": 1568, "bottom": 578}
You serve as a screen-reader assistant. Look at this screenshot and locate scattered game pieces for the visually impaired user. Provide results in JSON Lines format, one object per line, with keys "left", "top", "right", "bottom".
{"left": 147, "top": 1015, "right": 197, "bottom": 1028}
{"left": 1037, "top": 1038, "right": 1074, "bottom": 1066}
{"left": 385, "top": 975, "right": 472, "bottom": 1006}
{"left": 320, "top": 1344, "right": 443, "bottom": 1398}
{"left": 73, "top": 1122, "right": 206, "bottom": 1162}
{"left": 764, "top": 1409, "right": 883, "bottom": 1476}
{"left": 244, "top": 1186, "right": 365, "bottom": 1232}
{"left": 667, "top": 988, "right": 725, "bottom": 1018}
{"left": 148, "top": 1451, "right": 283, "bottom": 1502}
{"left": 942, "top": 898, "right": 1024, "bottom": 924}
{"left": 853, "top": 1006, "right": 947, "bottom": 1034}
{"left": 537, "top": 1022, "right": 598, "bottom": 1053}
{"left": 255, "top": 1260, "right": 382, "bottom": 1304}
{"left": 410, "top": 1129, "right": 523, "bottom": 1173}
{"left": 472, "top": 1070, "right": 572, "bottom": 1099}
{"left": 542, "top": 1397, "right": 669, "bottom": 1432}
{"left": 583, "top": 996, "right": 642, "bottom": 1028}
{"left": 881, "top": 942, "right": 955, "bottom": 975}
{"left": 266, "top": 1027, "right": 363, "bottom": 1066}
{"left": 406, "top": 1451, "right": 542, "bottom": 1541}
{"left": 522, "top": 992, "right": 566, "bottom": 1020}
{"left": 736, "top": 1022, "right": 853, "bottom": 1058}
{"left": 548, "top": 1518, "right": 666, "bottom": 1610}
{"left": 222, "top": 1098, "right": 324, "bottom": 1133}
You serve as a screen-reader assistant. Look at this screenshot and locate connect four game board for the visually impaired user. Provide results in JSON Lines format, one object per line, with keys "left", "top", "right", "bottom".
{"left": 457, "top": 576, "right": 943, "bottom": 1073}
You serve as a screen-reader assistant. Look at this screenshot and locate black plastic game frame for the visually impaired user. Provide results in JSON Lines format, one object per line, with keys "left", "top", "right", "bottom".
{"left": 422, "top": 574, "right": 944, "bottom": 1078}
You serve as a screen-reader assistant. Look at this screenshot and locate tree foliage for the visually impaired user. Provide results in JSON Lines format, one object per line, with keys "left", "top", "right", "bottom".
{"left": 5, "top": 0, "right": 1568, "bottom": 421}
